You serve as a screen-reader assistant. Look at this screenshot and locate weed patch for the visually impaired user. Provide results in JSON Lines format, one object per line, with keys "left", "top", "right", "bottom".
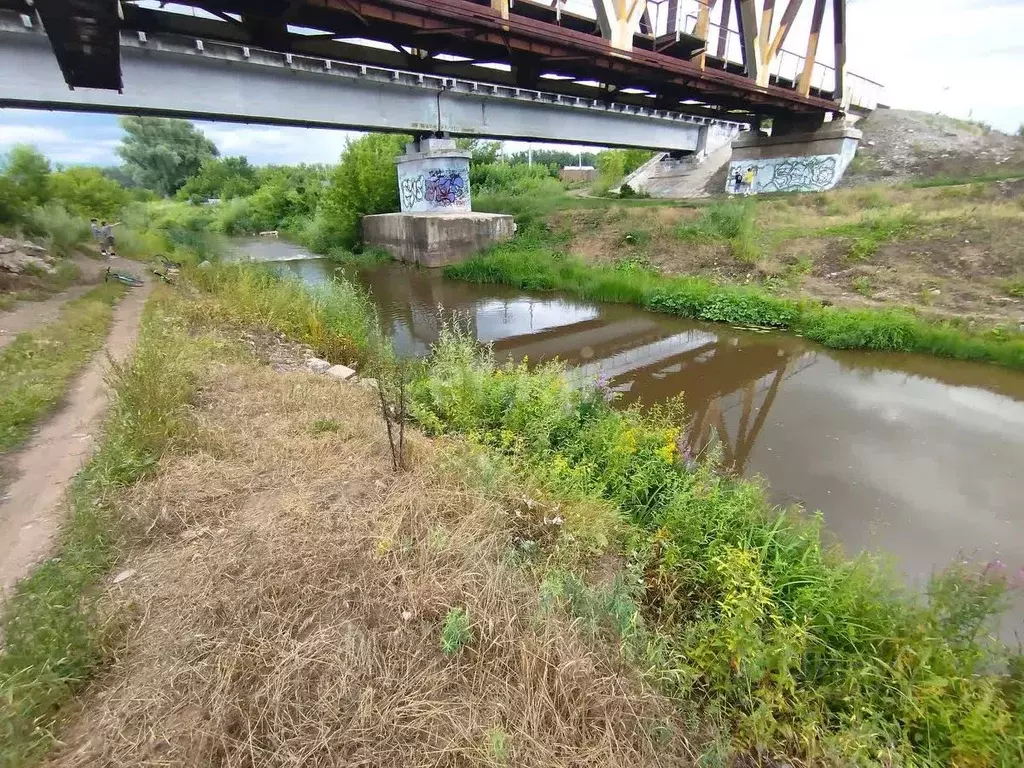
{"left": 186, "top": 262, "right": 378, "bottom": 364}
{"left": 676, "top": 200, "right": 759, "bottom": 263}
{"left": 822, "top": 210, "right": 920, "bottom": 260}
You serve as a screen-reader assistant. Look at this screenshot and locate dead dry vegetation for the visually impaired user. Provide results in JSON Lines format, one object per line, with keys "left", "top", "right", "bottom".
{"left": 552, "top": 179, "right": 1024, "bottom": 326}
{"left": 50, "top": 360, "right": 692, "bottom": 767}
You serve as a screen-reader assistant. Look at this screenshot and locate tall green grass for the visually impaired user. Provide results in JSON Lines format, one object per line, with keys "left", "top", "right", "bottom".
{"left": 186, "top": 262, "right": 379, "bottom": 363}
{"left": 0, "top": 299, "right": 203, "bottom": 765}
{"left": 444, "top": 235, "right": 1024, "bottom": 370}
{"left": 410, "top": 326, "right": 1024, "bottom": 766}
{"left": 0, "top": 282, "right": 125, "bottom": 451}
{"left": 676, "top": 199, "right": 759, "bottom": 263}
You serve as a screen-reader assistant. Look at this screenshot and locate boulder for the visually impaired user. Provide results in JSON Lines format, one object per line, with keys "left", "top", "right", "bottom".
{"left": 326, "top": 364, "right": 356, "bottom": 381}
{"left": 306, "top": 357, "right": 332, "bottom": 374}
{"left": 0, "top": 237, "right": 56, "bottom": 275}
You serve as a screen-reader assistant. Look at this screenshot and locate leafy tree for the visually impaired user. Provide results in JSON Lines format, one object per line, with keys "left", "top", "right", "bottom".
{"left": 312, "top": 133, "right": 408, "bottom": 250}
{"left": 505, "top": 148, "right": 598, "bottom": 170}
{"left": 116, "top": 117, "right": 218, "bottom": 196}
{"left": 49, "top": 166, "right": 128, "bottom": 219}
{"left": 596, "top": 148, "right": 653, "bottom": 186}
{"left": 177, "top": 155, "right": 258, "bottom": 202}
{"left": 1018, "top": 123, "right": 1024, "bottom": 139}
{"left": 1, "top": 144, "right": 52, "bottom": 207}
{"left": 0, "top": 175, "right": 21, "bottom": 224}
{"left": 456, "top": 138, "right": 502, "bottom": 165}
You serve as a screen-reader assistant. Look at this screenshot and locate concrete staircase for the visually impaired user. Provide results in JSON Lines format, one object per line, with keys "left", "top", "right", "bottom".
{"left": 616, "top": 144, "right": 733, "bottom": 199}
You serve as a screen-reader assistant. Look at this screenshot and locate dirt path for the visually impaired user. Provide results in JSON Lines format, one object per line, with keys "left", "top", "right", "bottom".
{"left": 0, "top": 253, "right": 111, "bottom": 351}
{"left": 0, "top": 277, "right": 153, "bottom": 596}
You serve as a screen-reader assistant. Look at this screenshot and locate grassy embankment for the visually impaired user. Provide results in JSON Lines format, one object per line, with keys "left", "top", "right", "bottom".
{"left": 0, "top": 281, "right": 126, "bottom": 452}
{"left": 3, "top": 256, "right": 1021, "bottom": 767}
{"left": 445, "top": 183, "right": 1024, "bottom": 370}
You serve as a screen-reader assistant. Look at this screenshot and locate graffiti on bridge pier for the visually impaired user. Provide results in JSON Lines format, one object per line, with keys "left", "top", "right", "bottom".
{"left": 399, "top": 168, "right": 470, "bottom": 211}
{"left": 426, "top": 169, "right": 469, "bottom": 206}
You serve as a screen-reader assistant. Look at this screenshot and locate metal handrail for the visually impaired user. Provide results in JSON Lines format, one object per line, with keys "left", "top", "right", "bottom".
{"left": 681, "top": 12, "right": 882, "bottom": 110}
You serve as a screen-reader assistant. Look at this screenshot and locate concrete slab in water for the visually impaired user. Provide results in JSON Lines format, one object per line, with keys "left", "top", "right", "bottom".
{"left": 362, "top": 212, "right": 515, "bottom": 268}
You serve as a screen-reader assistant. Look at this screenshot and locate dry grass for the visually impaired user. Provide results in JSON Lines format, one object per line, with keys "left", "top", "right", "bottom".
{"left": 50, "top": 362, "right": 691, "bottom": 767}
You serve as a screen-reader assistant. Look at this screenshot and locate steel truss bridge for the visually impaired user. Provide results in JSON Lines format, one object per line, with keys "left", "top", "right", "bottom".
{"left": 1, "top": 0, "right": 880, "bottom": 136}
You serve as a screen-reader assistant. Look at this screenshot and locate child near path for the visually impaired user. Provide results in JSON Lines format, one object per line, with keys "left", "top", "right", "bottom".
{"left": 99, "top": 221, "right": 120, "bottom": 258}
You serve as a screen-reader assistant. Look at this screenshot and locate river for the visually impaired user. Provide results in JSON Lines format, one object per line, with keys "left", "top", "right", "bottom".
{"left": 234, "top": 239, "right": 1024, "bottom": 634}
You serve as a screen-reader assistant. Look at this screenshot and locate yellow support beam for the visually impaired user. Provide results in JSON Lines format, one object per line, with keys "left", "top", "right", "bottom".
{"left": 797, "top": 0, "right": 826, "bottom": 96}
{"left": 592, "top": 0, "right": 647, "bottom": 52}
{"left": 759, "top": 0, "right": 775, "bottom": 54}
{"left": 690, "top": 0, "right": 719, "bottom": 70}
{"left": 765, "top": 0, "right": 803, "bottom": 64}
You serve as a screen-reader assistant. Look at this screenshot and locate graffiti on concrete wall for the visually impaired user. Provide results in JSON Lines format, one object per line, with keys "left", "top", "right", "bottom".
{"left": 398, "top": 166, "right": 470, "bottom": 212}
{"left": 727, "top": 137, "right": 860, "bottom": 195}
{"left": 425, "top": 169, "right": 469, "bottom": 206}
{"left": 758, "top": 155, "right": 839, "bottom": 192}
{"left": 399, "top": 174, "right": 425, "bottom": 210}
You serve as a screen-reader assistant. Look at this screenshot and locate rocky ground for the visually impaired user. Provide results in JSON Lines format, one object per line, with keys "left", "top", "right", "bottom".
{"left": 844, "top": 108, "right": 1024, "bottom": 185}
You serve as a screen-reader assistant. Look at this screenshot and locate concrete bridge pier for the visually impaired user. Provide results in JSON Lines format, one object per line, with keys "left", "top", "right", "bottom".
{"left": 727, "top": 118, "right": 862, "bottom": 195}
{"left": 362, "top": 137, "right": 515, "bottom": 267}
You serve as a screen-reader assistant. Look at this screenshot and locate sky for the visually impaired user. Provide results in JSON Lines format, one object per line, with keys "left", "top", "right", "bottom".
{"left": 0, "top": 0, "right": 1021, "bottom": 167}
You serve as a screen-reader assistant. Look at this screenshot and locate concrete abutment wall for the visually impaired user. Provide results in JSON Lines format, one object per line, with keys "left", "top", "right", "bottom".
{"left": 728, "top": 121, "right": 862, "bottom": 194}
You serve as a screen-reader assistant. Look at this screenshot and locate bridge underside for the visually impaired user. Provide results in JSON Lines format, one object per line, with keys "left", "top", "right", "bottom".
{"left": 0, "top": 20, "right": 725, "bottom": 151}
{"left": 0, "top": 0, "right": 861, "bottom": 125}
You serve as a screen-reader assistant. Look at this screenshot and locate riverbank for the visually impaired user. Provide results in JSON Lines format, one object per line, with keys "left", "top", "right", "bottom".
{"left": 444, "top": 221, "right": 1024, "bottom": 370}
{"left": 3, "top": 260, "right": 1021, "bottom": 767}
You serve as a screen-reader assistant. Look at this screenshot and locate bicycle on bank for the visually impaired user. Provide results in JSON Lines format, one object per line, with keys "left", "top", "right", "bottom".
{"left": 104, "top": 267, "right": 144, "bottom": 287}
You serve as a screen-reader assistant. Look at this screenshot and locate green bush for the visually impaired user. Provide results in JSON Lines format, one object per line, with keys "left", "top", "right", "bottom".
{"left": 0, "top": 175, "right": 24, "bottom": 225}
{"left": 469, "top": 162, "right": 567, "bottom": 224}
{"left": 48, "top": 167, "right": 128, "bottom": 220}
{"left": 1, "top": 145, "right": 52, "bottom": 208}
{"left": 409, "top": 327, "right": 1024, "bottom": 766}
{"left": 176, "top": 155, "right": 259, "bottom": 202}
{"left": 595, "top": 148, "right": 654, "bottom": 188}
{"left": 23, "top": 203, "right": 91, "bottom": 257}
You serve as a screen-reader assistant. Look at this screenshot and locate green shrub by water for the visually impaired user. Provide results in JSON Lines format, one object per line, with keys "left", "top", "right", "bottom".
{"left": 410, "top": 325, "right": 1024, "bottom": 766}
{"left": 444, "top": 235, "right": 1024, "bottom": 370}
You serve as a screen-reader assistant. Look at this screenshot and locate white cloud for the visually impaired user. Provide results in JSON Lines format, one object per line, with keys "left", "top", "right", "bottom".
{"left": 0, "top": 125, "right": 69, "bottom": 145}
{"left": 195, "top": 123, "right": 360, "bottom": 165}
{"left": 847, "top": 0, "right": 1024, "bottom": 131}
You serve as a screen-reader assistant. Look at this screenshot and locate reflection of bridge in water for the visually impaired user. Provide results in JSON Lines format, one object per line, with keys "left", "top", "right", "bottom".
{"left": 366, "top": 267, "right": 818, "bottom": 475}
{"left": 573, "top": 323, "right": 817, "bottom": 474}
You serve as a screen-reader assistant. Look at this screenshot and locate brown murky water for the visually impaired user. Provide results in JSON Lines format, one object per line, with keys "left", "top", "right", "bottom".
{"left": 239, "top": 242, "right": 1024, "bottom": 635}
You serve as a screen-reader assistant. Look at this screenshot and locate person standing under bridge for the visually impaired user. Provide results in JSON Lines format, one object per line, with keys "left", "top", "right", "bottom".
{"left": 743, "top": 166, "right": 756, "bottom": 196}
